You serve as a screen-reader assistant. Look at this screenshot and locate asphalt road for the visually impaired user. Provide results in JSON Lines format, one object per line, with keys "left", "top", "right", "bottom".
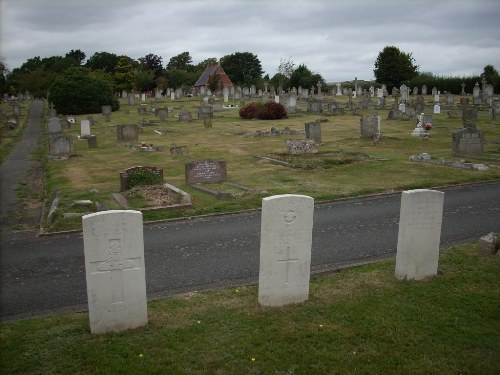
{"left": 1, "top": 181, "right": 499, "bottom": 321}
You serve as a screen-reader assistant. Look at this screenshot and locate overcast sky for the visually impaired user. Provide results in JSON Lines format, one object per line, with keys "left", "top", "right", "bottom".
{"left": 1, "top": 0, "right": 499, "bottom": 82}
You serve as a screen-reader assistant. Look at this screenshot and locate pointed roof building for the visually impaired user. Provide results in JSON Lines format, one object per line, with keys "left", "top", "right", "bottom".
{"left": 194, "top": 64, "right": 233, "bottom": 93}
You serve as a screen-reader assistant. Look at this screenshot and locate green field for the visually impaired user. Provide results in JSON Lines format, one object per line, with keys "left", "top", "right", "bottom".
{"left": 1, "top": 243, "right": 498, "bottom": 374}
{"left": 13, "top": 95, "right": 499, "bottom": 232}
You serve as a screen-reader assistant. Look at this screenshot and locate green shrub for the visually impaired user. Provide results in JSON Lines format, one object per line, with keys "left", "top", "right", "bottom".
{"left": 48, "top": 67, "right": 119, "bottom": 115}
{"left": 126, "top": 169, "right": 162, "bottom": 190}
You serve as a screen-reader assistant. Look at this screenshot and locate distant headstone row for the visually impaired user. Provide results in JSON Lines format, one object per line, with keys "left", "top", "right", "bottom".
{"left": 82, "top": 189, "right": 445, "bottom": 333}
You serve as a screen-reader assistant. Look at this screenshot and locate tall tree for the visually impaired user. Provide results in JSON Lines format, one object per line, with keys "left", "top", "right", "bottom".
{"left": 275, "top": 57, "right": 295, "bottom": 89}
{"left": 166, "top": 52, "right": 193, "bottom": 72}
{"left": 114, "top": 56, "right": 135, "bottom": 92}
{"left": 194, "top": 57, "right": 218, "bottom": 72}
{"left": 373, "top": 46, "right": 419, "bottom": 90}
{"left": 219, "top": 52, "right": 263, "bottom": 86}
{"left": 133, "top": 71, "right": 155, "bottom": 93}
{"left": 65, "top": 49, "right": 86, "bottom": 65}
{"left": 85, "top": 52, "right": 120, "bottom": 74}
{"left": 138, "top": 53, "right": 164, "bottom": 78}
{"left": 289, "top": 64, "right": 324, "bottom": 90}
{"left": 481, "top": 64, "right": 499, "bottom": 85}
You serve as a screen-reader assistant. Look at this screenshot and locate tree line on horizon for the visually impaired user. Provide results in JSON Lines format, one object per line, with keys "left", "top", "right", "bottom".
{"left": 0, "top": 46, "right": 497, "bottom": 101}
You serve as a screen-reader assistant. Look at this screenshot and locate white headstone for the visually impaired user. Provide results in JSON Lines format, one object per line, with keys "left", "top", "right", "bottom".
{"left": 433, "top": 103, "right": 441, "bottom": 114}
{"left": 80, "top": 119, "right": 90, "bottom": 137}
{"left": 170, "top": 92, "right": 175, "bottom": 100}
{"left": 258, "top": 194, "right": 314, "bottom": 307}
{"left": 274, "top": 95, "right": 280, "bottom": 104}
{"left": 141, "top": 93, "right": 146, "bottom": 102}
{"left": 395, "top": 190, "right": 444, "bottom": 280}
{"left": 83, "top": 210, "right": 148, "bottom": 334}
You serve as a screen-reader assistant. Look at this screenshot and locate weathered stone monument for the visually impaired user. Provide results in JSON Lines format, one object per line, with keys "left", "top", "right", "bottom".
{"left": 452, "top": 108, "right": 484, "bottom": 156}
{"left": 82, "top": 210, "right": 148, "bottom": 334}
{"left": 395, "top": 189, "right": 444, "bottom": 280}
{"left": 305, "top": 121, "right": 322, "bottom": 144}
{"left": 360, "top": 114, "right": 381, "bottom": 138}
{"left": 258, "top": 194, "right": 314, "bottom": 307}
{"left": 80, "top": 119, "right": 90, "bottom": 138}
{"left": 185, "top": 160, "right": 227, "bottom": 184}
{"left": 116, "top": 124, "right": 139, "bottom": 142}
{"left": 286, "top": 139, "right": 318, "bottom": 154}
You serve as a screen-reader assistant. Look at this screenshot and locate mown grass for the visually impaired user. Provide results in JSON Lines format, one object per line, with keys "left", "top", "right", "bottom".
{"left": 1, "top": 243, "right": 498, "bottom": 374}
{"left": 40, "top": 96, "right": 500, "bottom": 232}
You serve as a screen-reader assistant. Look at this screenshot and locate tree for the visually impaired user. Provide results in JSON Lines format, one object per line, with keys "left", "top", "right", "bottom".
{"left": 481, "top": 64, "right": 499, "bottom": 86}
{"left": 373, "top": 46, "right": 419, "bottom": 90}
{"left": 48, "top": 67, "right": 119, "bottom": 114}
{"left": 0, "top": 57, "right": 9, "bottom": 94}
{"left": 85, "top": 52, "right": 119, "bottom": 74}
{"left": 114, "top": 56, "right": 135, "bottom": 93}
{"left": 166, "top": 69, "right": 196, "bottom": 89}
{"left": 65, "top": 49, "right": 86, "bottom": 65}
{"left": 219, "top": 52, "right": 263, "bottom": 86}
{"left": 194, "top": 57, "right": 218, "bottom": 72}
{"left": 275, "top": 57, "right": 295, "bottom": 89}
{"left": 166, "top": 52, "right": 193, "bottom": 72}
{"left": 133, "top": 70, "right": 155, "bottom": 93}
{"left": 289, "top": 64, "right": 324, "bottom": 90}
{"left": 138, "top": 53, "right": 164, "bottom": 78}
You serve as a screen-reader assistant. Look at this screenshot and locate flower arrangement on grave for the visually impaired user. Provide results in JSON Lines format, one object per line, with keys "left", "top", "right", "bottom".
{"left": 423, "top": 122, "right": 433, "bottom": 131}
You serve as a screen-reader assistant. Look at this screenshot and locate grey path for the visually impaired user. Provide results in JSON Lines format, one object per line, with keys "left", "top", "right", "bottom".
{"left": 0, "top": 100, "right": 44, "bottom": 228}
{"left": 1, "top": 181, "right": 499, "bottom": 321}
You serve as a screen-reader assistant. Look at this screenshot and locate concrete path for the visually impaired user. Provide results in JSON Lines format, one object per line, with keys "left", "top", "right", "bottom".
{"left": 0, "top": 100, "right": 44, "bottom": 230}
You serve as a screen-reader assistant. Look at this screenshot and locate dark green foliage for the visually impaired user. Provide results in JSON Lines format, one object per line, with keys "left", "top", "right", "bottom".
{"left": 374, "top": 46, "right": 419, "bottom": 91}
{"left": 239, "top": 102, "right": 287, "bottom": 120}
{"left": 48, "top": 67, "right": 119, "bottom": 115}
{"left": 220, "top": 52, "right": 263, "bottom": 86}
{"left": 166, "top": 52, "right": 194, "bottom": 72}
{"left": 85, "top": 52, "right": 120, "bottom": 74}
{"left": 65, "top": 49, "right": 86, "bottom": 66}
{"left": 126, "top": 169, "right": 163, "bottom": 190}
{"left": 289, "top": 64, "right": 324, "bottom": 90}
{"left": 407, "top": 72, "right": 481, "bottom": 95}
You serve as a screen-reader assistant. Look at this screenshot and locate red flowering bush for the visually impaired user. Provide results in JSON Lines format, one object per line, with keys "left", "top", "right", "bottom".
{"left": 239, "top": 101, "right": 287, "bottom": 120}
{"left": 239, "top": 102, "right": 262, "bottom": 119}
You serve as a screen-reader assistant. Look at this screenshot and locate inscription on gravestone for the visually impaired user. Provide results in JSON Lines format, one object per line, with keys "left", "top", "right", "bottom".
{"left": 185, "top": 160, "right": 227, "bottom": 184}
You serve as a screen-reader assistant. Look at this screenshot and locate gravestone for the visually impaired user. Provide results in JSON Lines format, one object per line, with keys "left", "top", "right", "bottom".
{"left": 82, "top": 210, "right": 148, "bottom": 334}
{"left": 473, "top": 83, "right": 481, "bottom": 105}
{"left": 116, "top": 124, "right": 139, "bottom": 142}
{"left": 412, "top": 87, "right": 418, "bottom": 96}
{"left": 81, "top": 119, "right": 91, "bottom": 138}
{"left": 223, "top": 86, "right": 229, "bottom": 103}
{"left": 336, "top": 83, "right": 342, "bottom": 96}
{"left": 179, "top": 107, "right": 193, "bottom": 122}
{"left": 258, "top": 194, "right": 314, "bottom": 307}
{"left": 197, "top": 104, "right": 213, "bottom": 120}
{"left": 120, "top": 166, "right": 163, "bottom": 192}
{"left": 411, "top": 113, "right": 428, "bottom": 137}
{"left": 49, "top": 135, "right": 75, "bottom": 159}
{"left": 431, "top": 87, "right": 437, "bottom": 96}
{"left": 307, "top": 100, "right": 322, "bottom": 113}
{"left": 87, "top": 135, "right": 97, "bottom": 148}
{"left": 452, "top": 128, "right": 484, "bottom": 156}
{"left": 286, "top": 139, "right": 318, "bottom": 154}
{"left": 360, "top": 114, "right": 381, "bottom": 138}
{"left": 395, "top": 189, "right": 444, "bottom": 280}
{"left": 460, "top": 97, "right": 470, "bottom": 108}
{"left": 156, "top": 108, "right": 167, "bottom": 121}
{"left": 288, "top": 92, "right": 297, "bottom": 111}
{"left": 170, "top": 145, "right": 188, "bottom": 157}
{"left": 462, "top": 108, "right": 477, "bottom": 128}
{"left": 204, "top": 117, "right": 212, "bottom": 128}
{"left": 433, "top": 103, "right": 441, "bottom": 114}
{"left": 304, "top": 121, "right": 322, "bottom": 144}
{"left": 138, "top": 105, "right": 147, "bottom": 115}
{"left": 421, "top": 85, "right": 427, "bottom": 96}
{"left": 447, "top": 94, "right": 454, "bottom": 105}
{"left": 185, "top": 160, "right": 227, "bottom": 184}
{"left": 48, "top": 117, "right": 62, "bottom": 134}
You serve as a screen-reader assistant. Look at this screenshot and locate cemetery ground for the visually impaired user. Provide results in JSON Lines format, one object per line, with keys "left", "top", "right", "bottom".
{"left": 0, "top": 243, "right": 498, "bottom": 374}
{"left": 28, "top": 95, "right": 500, "bottom": 233}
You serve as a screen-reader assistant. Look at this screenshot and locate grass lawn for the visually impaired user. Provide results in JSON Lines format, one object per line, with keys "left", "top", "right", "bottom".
{"left": 40, "top": 95, "right": 500, "bottom": 232}
{"left": 1, "top": 243, "right": 499, "bottom": 374}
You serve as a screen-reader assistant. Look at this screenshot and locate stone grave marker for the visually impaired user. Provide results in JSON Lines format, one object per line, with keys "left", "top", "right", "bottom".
{"left": 462, "top": 108, "right": 477, "bottom": 128}
{"left": 395, "top": 189, "right": 444, "bottom": 280}
{"left": 185, "top": 160, "right": 227, "bottom": 184}
{"left": 305, "top": 121, "right": 322, "bottom": 144}
{"left": 156, "top": 108, "right": 167, "bottom": 121}
{"left": 179, "top": 107, "right": 193, "bottom": 122}
{"left": 81, "top": 119, "right": 91, "bottom": 138}
{"left": 128, "top": 93, "right": 136, "bottom": 105}
{"left": 82, "top": 210, "right": 148, "bottom": 334}
{"left": 48, "top": 117, "right": 62, "bottom": 134}
{"left": 473, "top": 83, "right": 481, "bottom": 105}
{"left": 452, "top": 128, "right": 484, "bottom": 156}
{"left": 87, "top": 135, "right": 97, "bottom": 148}
{"left": 360, "top": 114, "right": 381, "bottom": 138}
{"left": 170, "top": 145, "right": 188, "bottom": 157}
{"left": 447, "top": 94, "right": 454, "bottom": 105}
{"left": 197, "top": 104, "right": 213, "bottom": 120}
{"left": 258, "top": 194, "right": 314, "bottom": 307}
{"left": 49, "top": 135, "right": 75, "bottom": 159}
{"left": 433, "top": 103, "right": 441, "bottom": 114}
{"left": 116, "top": 124, "right": 139, "bottom": 142}
{"left": 286, "top": 139, "right": 318, "bottom": 154}
{"left": 119, "top": 166, "right": 163, "bottom": 192}
{"left": 204, "top": 117, "right": 212, "bottom": 128}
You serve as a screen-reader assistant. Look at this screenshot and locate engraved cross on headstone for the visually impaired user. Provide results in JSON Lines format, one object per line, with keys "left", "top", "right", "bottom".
{"left": 92, "top": 239, "right": 141, "bottom": 304}
{"left": 277, "top": 246, "right": 298, "bottom": 284}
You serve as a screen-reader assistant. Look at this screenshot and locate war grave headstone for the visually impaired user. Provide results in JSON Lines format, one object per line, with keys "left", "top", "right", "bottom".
{"left": 395, "top": 189, "right": 444, "bottom": 280}
{"left": 82, "top": 210, "right": 148, "bottom": 334}
{"left": 304, "top": 121, "right": 322, "bottom": 144}
{"left": 116, "top": 124, "right": 139, "bottom": 142}
{"left": 360, "top": 114, "right": 381, "bottom": 138}
{"left": 120, "top": 166, "right": 163, "bottom": 192}
{"left": 258, "top": 194, "right": 314, "bottom": 307}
